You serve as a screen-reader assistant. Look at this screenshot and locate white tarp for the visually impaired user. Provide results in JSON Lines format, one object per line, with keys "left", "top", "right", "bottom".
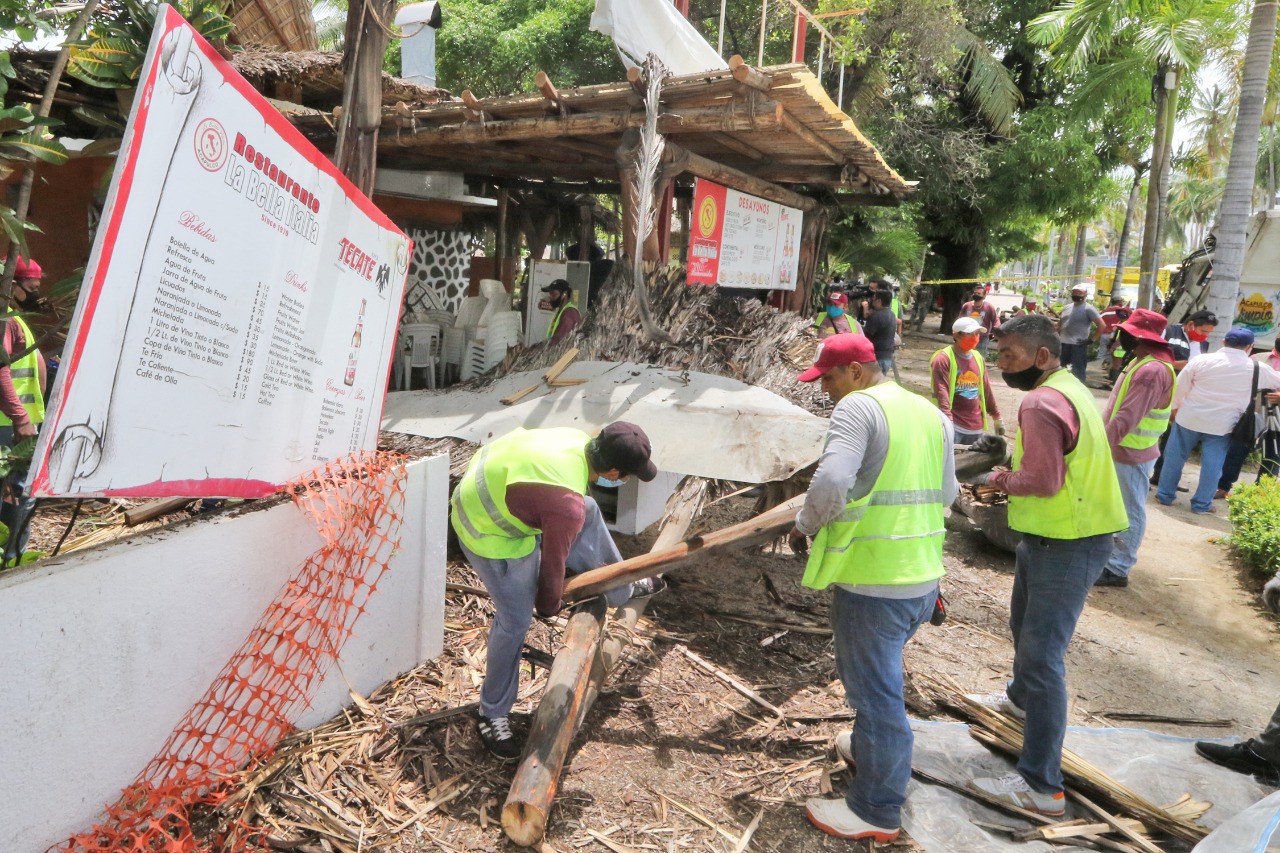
{"left": 590, "top": 0, "right": 728, "bottom": 76}
{"left": 30, "top": 7, "right": 409, "bottom": 499}
{"left": 381, "top": 361, "right": 827, "bottom": 483}
{"left": 906, "top": 720, "right": 1273, "bottom": 853}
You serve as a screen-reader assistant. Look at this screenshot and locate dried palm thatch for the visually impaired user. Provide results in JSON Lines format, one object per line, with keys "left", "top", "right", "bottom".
{"left": 229, "top": 47, "right": 451, "bottom": 109}
{"left": 627, "top": 54, "right": 675, "bottom": 345}
{"left": 227, "top": 0, "right": 318, "bottom": 52}
{"left": 504, "top": 264, "right": 827, "bottom": 413}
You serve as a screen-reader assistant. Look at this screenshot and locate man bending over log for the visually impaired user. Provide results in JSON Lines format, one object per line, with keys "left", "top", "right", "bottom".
{"left": 787, "top": 333, "right": 956, "bottom": 843}
{"left": 450, "top": 422, "right": 665, "bottom": 759}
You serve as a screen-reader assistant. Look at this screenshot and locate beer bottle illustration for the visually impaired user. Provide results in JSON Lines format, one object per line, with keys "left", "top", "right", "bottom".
{"left": 343, "top": 298, "right": 366, "bottom": 386}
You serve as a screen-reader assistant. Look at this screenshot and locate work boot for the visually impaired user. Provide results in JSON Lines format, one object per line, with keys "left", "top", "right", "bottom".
{"left": 834, "top": 730, "right": 856, "bottom": 770}
{"left": 804, "top": 798, "right": 899, "bottom": 842}
{"left": 1195, "top": 740, "right": 1280, "bottom": 785}
{"left": 629, "top": 575, "right": 667, "bottom": 599}
{"left": 966, "top": 690, "right": 1026, "bottom": 721}
{"left": 969, "top": 773, "right": 1066, "bottom": 815}
{"left": 476, "top": 713, "right": 522, "bottom": 761}
{"left": 1094, "top": 570, "right": 1129, "bottom": 588}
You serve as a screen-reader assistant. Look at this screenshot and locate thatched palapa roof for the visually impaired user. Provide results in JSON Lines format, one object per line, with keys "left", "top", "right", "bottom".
{"left": 227, "top": 0, "right": 317, "bottom": 52}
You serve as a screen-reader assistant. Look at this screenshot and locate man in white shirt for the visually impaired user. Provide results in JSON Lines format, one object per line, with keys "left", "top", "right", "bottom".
{"left": 1155, "top": 328, "right": 1280, "bottom": 513}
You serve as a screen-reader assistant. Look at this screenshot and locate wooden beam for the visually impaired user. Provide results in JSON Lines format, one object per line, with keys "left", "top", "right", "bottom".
{"left": 563, "top": 495, "right": 805, "bottom": 602}
{"left": 728, "top": 55, "right": 773, "bottom": 92}
{"left": 501, "top": 596, "right": 608, "bottom": 847}
{"left": 460, "top": 89, "right": 486, "bottom": 121}
{"left": 776, "top": 105, "right": 845, "bottom": 165}
{"left": 710, "top": 131, "right": 769, "bottom": 161}
{"left": 535, "top": 70, "right": 563, "bottom": 112}
{"left": 391, "top": 103, "right": 784, "bottom": 149}
{"left": 664, "top": 141, "right": 820, "bottom": 212}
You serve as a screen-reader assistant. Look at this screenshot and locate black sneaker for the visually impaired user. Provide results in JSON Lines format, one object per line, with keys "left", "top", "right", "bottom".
{"left": 1195, "top": 740, "right": 1280, "bottom": 785}
{"left": 1094, "top": 570, "right": 1129, "bottom": 588}
{"left": 477, "top": 714, "right": 522, "bottom": 761}
{"left": 630, "top": 575, "right": 667, "bottom": 599}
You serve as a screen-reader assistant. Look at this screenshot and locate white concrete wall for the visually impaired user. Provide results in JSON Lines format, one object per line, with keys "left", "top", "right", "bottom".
{"left": 0, "top": 455, "right": 448, "bottom": 852}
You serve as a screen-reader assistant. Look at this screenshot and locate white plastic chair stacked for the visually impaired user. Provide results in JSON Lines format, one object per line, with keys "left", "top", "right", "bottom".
{"left": 424, "top": 309, "right": 455, "bottom": 328}
{"left": 399, "top": 322, "right": 441, "bottom": 390}
{"left": 444, "top": 296, "right": 487, "bottom": 383}
{"left": 461, "top": 310, "right": 521, "bottom": 380}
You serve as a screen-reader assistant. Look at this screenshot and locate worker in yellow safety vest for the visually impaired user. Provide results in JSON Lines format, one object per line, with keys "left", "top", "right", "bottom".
{"left": 450, "top": 422, "right": 662, "bottom": 759}
{"left": 0, "top": 257, "right": 49, "bottom": 564}
{"left": 1098, "top": 309, "right": 1176, "bottom": 587}
{"left": 966, "top": 314, "right": 1127, "bottom": 815}
{"left": 542, "top": 278, "right": 581, "bottom": 345}
{"left": 787, "top": 332, "right": 957, "bottom": 844}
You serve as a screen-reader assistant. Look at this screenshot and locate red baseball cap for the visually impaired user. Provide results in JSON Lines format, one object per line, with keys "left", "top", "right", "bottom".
{"left": 798, "top": 333, "right": 877, "bottom": 382}
{"left": 14, "top": 257, "right": 41, "bottom": 279}
{"left": 828, "top": 291, "right": 849, "bottom": 307}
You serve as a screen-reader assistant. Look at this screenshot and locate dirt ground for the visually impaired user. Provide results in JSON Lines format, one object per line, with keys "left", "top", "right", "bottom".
{"left": 47, "top": 325, "right": 1271, "bottom": 852}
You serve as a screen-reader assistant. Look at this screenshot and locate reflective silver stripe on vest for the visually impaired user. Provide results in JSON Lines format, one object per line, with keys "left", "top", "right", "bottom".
{"left": 471, "top": 446, "right": 529, "bottom": 538}
{"left": 1131, "top": 425, "right": 1167, "bottom": 438}
{"left": 834, "top": 488, "right": 945, "bottom": 523}
{"left": 10, "top": 368, "right": 34, "bottom": 378}
{"left": 450, "top": 489, "right": 487, "bottom": 541}
{"left": 16, "top": 394, "right": 35, "bottom": 404}
{"left": 825, "top": 529, "right": 945, "bottom": 552}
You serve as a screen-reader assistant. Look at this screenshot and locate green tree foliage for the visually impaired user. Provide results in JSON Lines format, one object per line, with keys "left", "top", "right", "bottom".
{"left": 66, "top": 0, "right": 232, "bottom": 89}
{"left": 1228, "top": 476, "right": 1280, "bottom": 576}
{"left": 435, "top": 0, "right": 621, "bottom": 97}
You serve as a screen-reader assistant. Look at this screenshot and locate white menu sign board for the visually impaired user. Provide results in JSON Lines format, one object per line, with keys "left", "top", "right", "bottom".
{"left": 686, "top": 179, "right": 800, "bottom": 290}
{"left": 29, "top": 7, "right": 410, "bottom": 498}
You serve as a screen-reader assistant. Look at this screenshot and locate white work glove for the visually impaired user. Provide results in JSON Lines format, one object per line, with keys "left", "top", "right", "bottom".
{"left": 1263, "top": 575, "right": 1280, "bottom": 614}
{"left": 994, "top": 419, "right": 1006, "bottom": 437}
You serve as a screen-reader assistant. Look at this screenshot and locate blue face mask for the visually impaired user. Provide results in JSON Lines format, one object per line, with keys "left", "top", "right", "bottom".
{"left": 596, "top": 475, "right": 626, "bottom": 488}
{"left": 826, "top": 306, "right": 845, "bottom": 319}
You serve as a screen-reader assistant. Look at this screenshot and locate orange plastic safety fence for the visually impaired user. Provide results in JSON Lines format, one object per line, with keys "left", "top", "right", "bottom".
{"left": 58, "top": 450, "right": 407, "bottom": 852}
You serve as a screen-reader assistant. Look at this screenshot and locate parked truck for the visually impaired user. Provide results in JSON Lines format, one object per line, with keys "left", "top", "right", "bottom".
{"left": 1164, "top": 210, "right": 1280, "bottom": 351}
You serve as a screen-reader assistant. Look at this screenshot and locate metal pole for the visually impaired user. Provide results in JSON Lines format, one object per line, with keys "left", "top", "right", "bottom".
{"left": 718, "top": 0, "right": 728, "bottom": 56}
{"left": 817, "top": 34, "right": 825, "bottom": 78}
{"left": 837, "top": 60, "right": 845, "bottom": 110}
{"left": 759, "top": 0, "right": 768, "bottom": 66}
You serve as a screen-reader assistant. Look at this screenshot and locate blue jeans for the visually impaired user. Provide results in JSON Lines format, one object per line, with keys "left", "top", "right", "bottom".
{"left": 1106, "top": 459, "right": 1155, "bottom": 577}
{"left": 831, "top": 585, "right": 937, "bottom": 828}
{"left": 1156, "top": 423, "right": 1230, "bottom": 512}
{"left": 1060, "top": 343, "right": 1088, "bottom": 383}
{"left": 1007, "top": 533, "right": 1112, "bottom": 793}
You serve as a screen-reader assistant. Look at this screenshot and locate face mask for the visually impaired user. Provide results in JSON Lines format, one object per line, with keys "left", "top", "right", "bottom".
{"left": 1002, "top": 363, "right": 1046, "bottom": 391}
{"left": 596, "top": 476, "right": 626, "bottom": 489}
{"left": 826, "top": 306, "right": 845, "bottom": 319}
{"left": 1187, "top": 328, "right": 1209, "bottom": 342}
{"left": 1071, "top": 294, "right": 1085, "bottom": 303}
{"left": 1116, "top": 330, "right": 1138, "bottom": 352}
{"left": 956, "top": 335, "right": 979, "bottom": 353}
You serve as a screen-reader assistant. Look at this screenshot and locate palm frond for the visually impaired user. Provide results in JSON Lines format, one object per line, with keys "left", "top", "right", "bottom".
{"left": 955, "top": 29, "right": 1021, "bottom": 136}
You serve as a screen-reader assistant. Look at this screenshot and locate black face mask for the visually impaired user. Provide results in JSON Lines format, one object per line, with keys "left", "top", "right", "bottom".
{"left": 1117, "top": 329, "right": 1138, "bottom": 352}
{"left": 1071, "top": 294, "right": 1085, "bottom": 303}
{"left": 1002, "top": 363, "right": 1046, "bottom": 391}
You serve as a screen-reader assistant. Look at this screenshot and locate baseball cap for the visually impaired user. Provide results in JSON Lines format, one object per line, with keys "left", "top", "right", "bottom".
{"left": 1115, "top": 308, "right": 1167, "bottom": 344}
{"left": 797, "top": 333, "right": 877, "bottom": 382}
{"left": 952, "top": 317, "right": 986, "bottom": 335}
{"left": 594, "top": 421, "right": 657, "bottom": 481}
{"left": 14, "top": 257, "right": 41, "bottom": 279}
{"left": 827, "top": 291, "right": 849, "bottom": 307}
{"left": 1225, "top": 327, "right": 1255, "bottom": 347}
{"left": 1071, "top": 284, "right": 1087, "bottom": 293}
{"left": 541, "top": 278, "right": 572, "bottom": 294}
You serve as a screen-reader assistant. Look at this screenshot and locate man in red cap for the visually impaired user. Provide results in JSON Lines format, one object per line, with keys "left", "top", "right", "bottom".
{"left": 0, "top": 256, "right": 47, "bottom": 564}
{"left": 787, "top": 333, "right": 956, "bottom": 843}
{"left": 814, "top": 290, "right": 858, "bottom": 338}
{"left": 1096, "top": 309, "right": 1176, "bottom": 587}
{"left": 450, "top": 421, "right": 663, "bottom": 760}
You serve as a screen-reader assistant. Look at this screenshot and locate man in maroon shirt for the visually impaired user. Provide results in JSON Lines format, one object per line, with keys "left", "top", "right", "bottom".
{"left": 931, "top": 317, "right": 1003, "bottom": 444}
{"left": 1097, "top": 310, "right": 1175, "bottom": 587}
{"left": 452, "top": 422, "right": 662, "bottom": 759}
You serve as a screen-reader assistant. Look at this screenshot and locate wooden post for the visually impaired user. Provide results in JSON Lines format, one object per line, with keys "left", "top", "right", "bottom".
{"left": 501, "top": 596, "right": 608, "bottom": 847}
{"left": 335, "top": 0, "right": 397, "bottom": 196}
{"left": 786, "top": 207, "right": 829, "bottom": 314}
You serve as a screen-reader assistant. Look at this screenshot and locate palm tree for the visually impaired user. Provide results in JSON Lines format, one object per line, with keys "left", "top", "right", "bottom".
{"left": 1205, "top": 0, "right": 1279, "bottom": 340}
{"left": 1030, "top": 0, "right": 1240, "bottom": 309}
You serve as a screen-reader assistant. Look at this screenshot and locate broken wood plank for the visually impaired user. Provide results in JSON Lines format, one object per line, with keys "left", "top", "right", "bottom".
{"left": 1070, "top": 791, "right": 1163, "bottom": 853}
{"left": 123, "top": 497, "right": 194, "bottom": 526}
{"left": 501, "top": 383, "right": 543, "bottom": 406}
{"left": 542, "top": 347, "right": 579, "bottom": 383}
{"left": 501, "top": 596, "right": 608, "bottom": 847}
{"left": 547, "top": 378, "right": 587, "bottom": 387}
{"left": 563, "top": 494, "right": 804, "bottom": 601}
{"left": 1101, "top": 712, "right": 1232, "bottom": 728}
{"left": 680, "top": 645, "right": 784, "bottom": 719}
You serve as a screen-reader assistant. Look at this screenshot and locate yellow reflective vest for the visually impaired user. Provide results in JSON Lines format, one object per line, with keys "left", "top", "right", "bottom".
{"left": 0, "top": 316, "right": 43, "bottom": 427}
{"left": 450, "top": 427, "right": 589, "bottom": 560}
{"left": 932, "top": 345, "right": 989, "bottom": 430}
{"left": 1108, "top": 356, "right": 1175, "bottom": 450}
{"left": 1008, "top": 369, "right": 1128, "bottom": 538}
{"left": 547, "top": 301, "right": 579, "bottom": 340}
{"left": 802, "top": 382, "right": 947, "bottom": 589}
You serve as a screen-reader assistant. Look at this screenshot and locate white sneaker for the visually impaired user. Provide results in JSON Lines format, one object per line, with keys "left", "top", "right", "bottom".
{"left": 969, "top": 772, "right": 1065, "bottom": 815}
{"left": 804, "top": 797, "right": 899, "bottom": 841}
{"left": 834, "top": 730, "right": 856, "bottom": 768}
{"left": 967, "top": 690, "right": 1026, "bottom": 721}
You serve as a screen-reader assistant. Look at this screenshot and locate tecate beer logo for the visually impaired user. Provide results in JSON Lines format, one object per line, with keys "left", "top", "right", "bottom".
{"left": 194, "top": 118, "right": 228, "bottom": 172}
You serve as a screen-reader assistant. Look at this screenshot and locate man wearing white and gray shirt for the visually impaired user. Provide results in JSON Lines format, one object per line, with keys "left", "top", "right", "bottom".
{"left": 786, "top": 332, "right": 956, "bottom": 844}
{"left": 1056, "top": 285, "right": 1102, "bottom": 383}
{"left": 1156, "top": 328, "right": 1280, "bottom": 513}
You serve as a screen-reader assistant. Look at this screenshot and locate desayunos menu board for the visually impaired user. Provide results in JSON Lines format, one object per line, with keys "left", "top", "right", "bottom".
{"left": 686, "top": 179, "right": 801, "bottom": 290}
{"left": 29, "top": 7, "right": 410, "bottom": 498}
